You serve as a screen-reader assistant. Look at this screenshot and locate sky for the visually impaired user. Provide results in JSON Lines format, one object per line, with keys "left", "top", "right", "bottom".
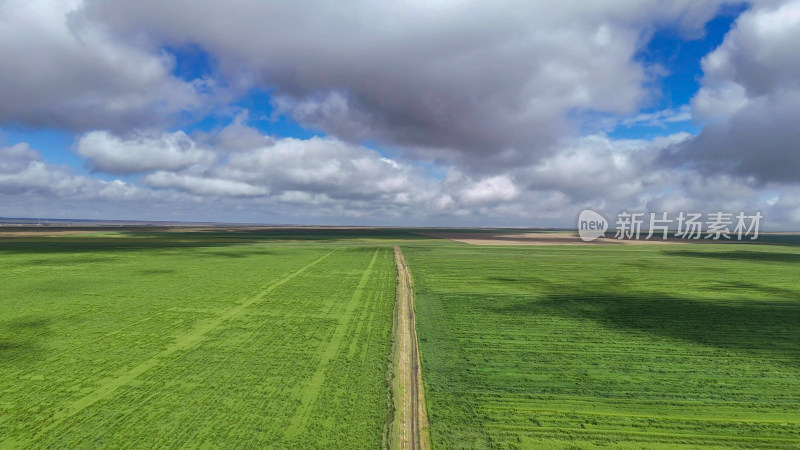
{"left": 1, "top": 0, "right": 799, "bottom": 228}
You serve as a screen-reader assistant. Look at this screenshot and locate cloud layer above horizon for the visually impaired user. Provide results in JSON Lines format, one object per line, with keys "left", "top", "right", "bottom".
{"left": 1, "top": 0, "right": 799, "bottom": 228}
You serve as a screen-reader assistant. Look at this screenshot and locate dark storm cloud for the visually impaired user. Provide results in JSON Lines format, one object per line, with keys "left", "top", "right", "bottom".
{"left": 0, "top": 1, "right": 216, "bottom": 132}
{"left": 81, "top": 0, "right": 728, "bottom": 171}
{"left": 663, "top": 92, "right": 800, "bottom": 183}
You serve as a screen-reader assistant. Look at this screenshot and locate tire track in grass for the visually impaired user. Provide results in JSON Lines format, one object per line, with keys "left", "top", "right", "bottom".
{"left": 348, "top": 248, "right": 389, "bottom": 359}
{"left": 5, "top": 250, "right": 336, "bottom": 449}
{"left": 283, "top": 248, "right": 380, "bottom": 439}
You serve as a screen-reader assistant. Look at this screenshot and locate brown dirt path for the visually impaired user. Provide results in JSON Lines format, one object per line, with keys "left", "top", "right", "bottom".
{"left": 415, "top": 231, "right": 756, "bottom": 246}
{"left": 391, "top": 246, "right": 431, "bottom": 449}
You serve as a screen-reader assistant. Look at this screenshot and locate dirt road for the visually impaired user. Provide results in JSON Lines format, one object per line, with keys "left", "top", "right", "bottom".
{"left": 416, "top": 231, "right": 685, "bottom": 245}
{"left": 391, "top": 246, "right": 431, "bottom": 449}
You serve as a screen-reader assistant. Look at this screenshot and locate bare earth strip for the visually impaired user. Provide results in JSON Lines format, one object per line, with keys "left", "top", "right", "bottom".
{"left": 0, "top": 230, "right": 109, "bottom": 237}
{"left": 391, "top": 246, "right": 431, "bottom": 450}
{"left": 416, "top": 231, "right": 738, "bottom": 246}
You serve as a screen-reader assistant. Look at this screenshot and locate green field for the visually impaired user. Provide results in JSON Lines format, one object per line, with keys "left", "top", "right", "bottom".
{"left": 0, "top": 231, "right": 399, "bottom": 447}
{"left": 3, "top": 229, "right": 800, "bottom": 448}
{"left": 404, "top": 242, "right": 800, "bottom": 448}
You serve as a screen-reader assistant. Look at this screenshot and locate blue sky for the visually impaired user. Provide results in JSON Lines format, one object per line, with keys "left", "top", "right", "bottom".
{"left": 608, "top": 4, "right": 746, "bottom": 140}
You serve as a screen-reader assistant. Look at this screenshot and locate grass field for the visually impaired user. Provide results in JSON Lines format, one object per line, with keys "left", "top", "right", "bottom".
{"left": 404, "top": 242, "right": 800, "bottom": 448}
{"left": 0, "top": 231, "right": 399, "bottom": 447}
{"left": 3, "top": 229, "right": 800, "bottom": 448}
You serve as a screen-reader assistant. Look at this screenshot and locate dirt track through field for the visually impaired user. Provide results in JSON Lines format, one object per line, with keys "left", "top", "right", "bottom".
{"left": 416, "top": 231, "right": 685, "bottom": 245}
{"left": 393, "top": 246, "right": 431, "bottom": 450}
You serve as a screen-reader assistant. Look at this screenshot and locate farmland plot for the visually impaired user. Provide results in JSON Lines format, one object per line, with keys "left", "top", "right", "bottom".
{"left": 404, "top": 243, "right": 800, "bottom": 448}
{"left": 0, "top": 234, "right": 395, "bottom": 447}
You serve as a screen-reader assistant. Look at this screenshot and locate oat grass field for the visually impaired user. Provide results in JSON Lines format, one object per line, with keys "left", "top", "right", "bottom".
{"left": 0, "top": 230, "right": 402, "bottom": 448}
{"left": 404, "top": 240, "right": 800, "bottom": 448}
{"left": 2, "top": 229, "right": 799, "bottom": 448}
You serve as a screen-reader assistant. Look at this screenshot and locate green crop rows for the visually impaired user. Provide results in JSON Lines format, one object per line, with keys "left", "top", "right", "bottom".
{"left": 3, "top": 229, "right": 800, "bottom": 448}
{"left": 0, "top": 232, "right": 397, "bottom": 447}
{"left": 404, "top": 243, "right": 800, "bottom": 448}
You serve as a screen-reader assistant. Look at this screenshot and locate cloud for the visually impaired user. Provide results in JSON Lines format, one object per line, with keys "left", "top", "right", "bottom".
{"left": 0, "top": 143, "right": 41, "bottom": 174}
{"left": 667, "top": 0, "right": 800, "bottom": 183}
{"left": 3, "top": 128, "right": 798, "bottom": 229}
{"left": 665, "top": 92, "right": 800, "bottom": 183}
{"left": 618, "top": 105, "right": 693, "bottom": 128}
{"left": 218, "top": 137, "right": 435, "bottom": 201}
{"left": 696, "top": 0, "right": 800, "bottom": 102}
{"left": 4, "top": 1, "right": 800, "bottom": 229}
{"left": 127, "top": 132, "right": 439, "bottom": 209}
{"left": 0, "top": 143, "right": 142, "bottom": 198}
{"left": 692, "top": 82, "right": 749, "bottom": 120}
{"left": 207, "top": 111, "right": 275, "bottom": 151}
{"left": 454, "top": 175, "right": 519, "bottom": 206}
{"left": 144, "top": 172, "right": 268, "bottom": 197}
{"left": 82, "top": 0, "right": 730, "bottom": 171}
{"left": 0, "top": 0, "right": 211, "bottom": 131}
{"left": 523, "top": 133, "right": 693, "bottom": 203}
{"left": 77, "top": 130, "right": 216, "bottom": 174}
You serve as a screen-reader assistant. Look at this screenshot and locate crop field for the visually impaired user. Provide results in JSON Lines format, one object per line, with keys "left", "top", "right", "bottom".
{"left": 404, "top": 242, "right": 800, "bottom": 448}
{"left": 0, "top": 231, "right": 399, "bottom": 447}
{"left": 4, "top": 228, "right": 800, "bottom": 449}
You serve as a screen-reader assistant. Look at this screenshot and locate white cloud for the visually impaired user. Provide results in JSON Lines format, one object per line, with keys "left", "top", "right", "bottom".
{"left": 77, "top": 130, "right": 216, "bottom": 174}
{"left": 218, "top": 136, "right": 435, "bottom": 201}
{"left": 0, "top": 143, "right": 143, "bottom": 199}
{"left": 3, "top": 129, "right": 799, "bottom": 229}
{"left": 457, "top": 176, "right": 519, "bottom": 206}
{"left": 698, "top": 0, "right": 800, "bottom": 101}
{"left": 692, "top": 1, "right": 800, "bottom": 122}
{"left": 619, "top": 105, "right": 693, "bottom": 128}
{"left": 672, "top": 0, "right": 800, "bottom": 183}
{"left": 144, "top": 172, "right": 268, "bottom": 197}
{"left": 692, "top": 82, "right": 749, "bottom": 120}
{"left": 206, "top": 111, "right": 275, "bottom": 151}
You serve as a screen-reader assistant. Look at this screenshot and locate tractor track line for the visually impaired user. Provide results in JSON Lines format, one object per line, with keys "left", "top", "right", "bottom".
{"left": 4, "top": 250, "right": 336, "bottom": 449}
